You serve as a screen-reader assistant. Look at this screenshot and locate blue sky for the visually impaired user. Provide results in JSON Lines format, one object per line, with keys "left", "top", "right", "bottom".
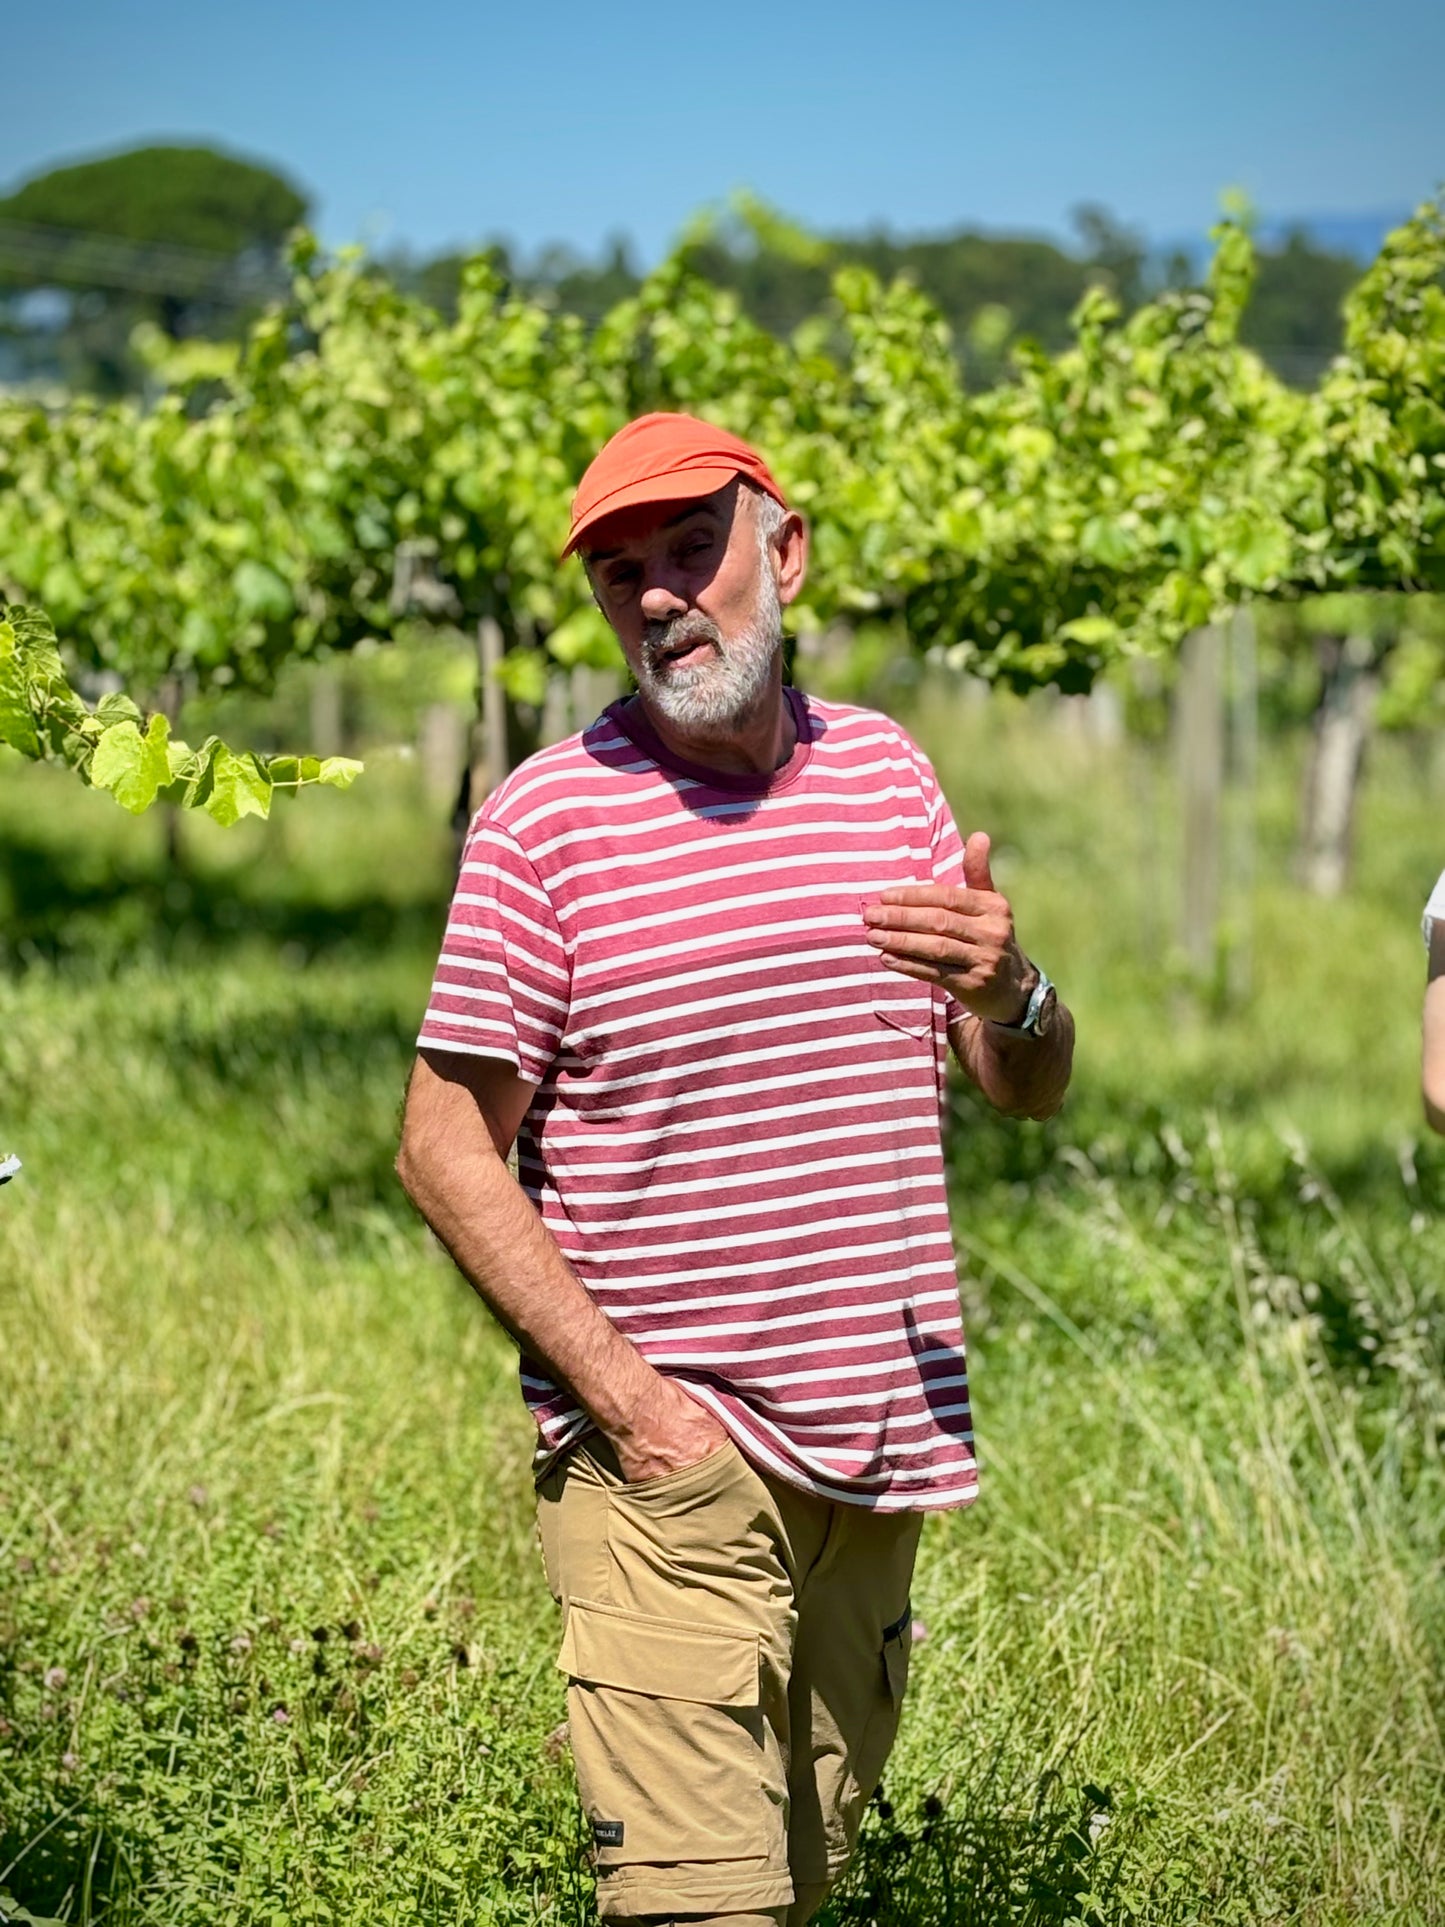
{"left": 6, "top": 0, "right": 1442, "bottom": 263}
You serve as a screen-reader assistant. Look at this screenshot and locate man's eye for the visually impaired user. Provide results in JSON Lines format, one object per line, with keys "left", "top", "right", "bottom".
{"left": 681, "top": 534, "right": 714, "bottom": 561}
{"left": 605, "top": 566, "right": 640, "bottom": 593}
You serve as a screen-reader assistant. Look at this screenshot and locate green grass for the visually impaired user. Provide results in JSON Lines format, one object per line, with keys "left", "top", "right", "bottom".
{"left": 1, "top": 698, "right": 1442, "bottom": 1925}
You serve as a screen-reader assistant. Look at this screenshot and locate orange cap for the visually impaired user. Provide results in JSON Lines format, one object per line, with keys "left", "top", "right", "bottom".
{"left": 563, "top": 412, "right": 787, "bottom": 558}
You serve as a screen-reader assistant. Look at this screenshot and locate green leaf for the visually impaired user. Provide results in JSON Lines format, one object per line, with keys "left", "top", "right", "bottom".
{"left": 1056, "top": 615, "right": 1122, "bottom": 647}
{"left": 1081, "top": 518, "right": 1138, "bottom": 569}
{"left": 232, "top": 559, "right": 295, "bottom": 621}
{"left": 0, "top": 617, "right": 43, "bottom": 758}
{"left": 90, "top": 711, "right": 173, "bottom": 812}
{"left": 316, "top": 755, "right": 363, "bottom": 790}
{"left": 546, "top": 607, "right": 626, "bottom": 670}
{"left": 1222, "top": 519, "right": 1294, "bottom": 590}
{"left": 263, "top": 753, "right": 362, "bottom": 791}
{"left": 94, "top": 689, "right": 146, "bottom": 727}
{"left": 494, "top": 644, "right": 550, "bottom": 707}
{"left": 169, "top": 739, "right": 275, "bottom": 825}
{"left": 210, "top": 746, "right": 274, "bottom": 825}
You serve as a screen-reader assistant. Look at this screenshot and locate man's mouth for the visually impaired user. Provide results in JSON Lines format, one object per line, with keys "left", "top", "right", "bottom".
{"left": 649, "top": 625, "right": 720, "bottom": 672}
{"left": 661, "top": 636, "right": 714, "bottom": 666}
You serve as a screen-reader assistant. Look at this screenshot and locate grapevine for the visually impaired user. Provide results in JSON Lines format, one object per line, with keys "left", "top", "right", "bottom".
{"left": 0, "top": 194, "right": 1439, "bottom": 763}
{"left": 0, "top": 604, "right": 360, "bottom": 823}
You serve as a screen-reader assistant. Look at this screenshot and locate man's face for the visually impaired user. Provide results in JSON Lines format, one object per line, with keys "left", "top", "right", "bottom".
{"left": 583, "top": 482, "right": 798, "bottom": 736}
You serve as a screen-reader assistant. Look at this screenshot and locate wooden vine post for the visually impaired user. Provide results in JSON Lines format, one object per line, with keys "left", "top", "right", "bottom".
{"left": 471, "top": 615, "right": 509, "bottom": 808}
{"left": 1226, "top": 608, "right": 1258, "bottom": 1001}
{"left": 1298, "top": 633, "right": 1378, "bottom": 897}
{"left": 1176, "top": 624, "right": 1226, "bottom": 986}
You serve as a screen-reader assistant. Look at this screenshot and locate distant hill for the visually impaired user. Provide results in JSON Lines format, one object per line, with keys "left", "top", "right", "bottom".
{"left": 1161, "top": 207, "right": 1412, "bottom": 274}
{"left": 1254, "top": 208, "right": 1412, "bottom": 261}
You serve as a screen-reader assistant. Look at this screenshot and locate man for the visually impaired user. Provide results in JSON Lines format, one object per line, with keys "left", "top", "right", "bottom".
{"left": 397, "top": 413, "right": 1074, "bottom": 1927}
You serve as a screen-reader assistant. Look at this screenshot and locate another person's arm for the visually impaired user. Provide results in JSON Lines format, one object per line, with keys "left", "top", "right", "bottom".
{"left": 1424, "top": 924, "right": 1445, "bottom": 1136}
{"left": 397, "top": 1049, "right": 727, "bottom": 1480}
{"left": 863, "top": 830, "right": 1074, "bottom": 1120}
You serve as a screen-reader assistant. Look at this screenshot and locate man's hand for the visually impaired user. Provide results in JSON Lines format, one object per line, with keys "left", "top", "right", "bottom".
{"left": 398, "top": 1051, "right": 731, "bottom": 1480}
{"left": 863, "top": 831, "right": 1036, "bottom": 1024}
{"left": 609, "top": 1375, "right": 731, "bottom": 1485}
{"left": 863, "top": 828, "right": 1074, "bottom": 1120}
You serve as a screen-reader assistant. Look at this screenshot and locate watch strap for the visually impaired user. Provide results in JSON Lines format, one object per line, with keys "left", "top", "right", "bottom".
{"left": 992, "top": 964, "right": 1054, "bottom": 1036}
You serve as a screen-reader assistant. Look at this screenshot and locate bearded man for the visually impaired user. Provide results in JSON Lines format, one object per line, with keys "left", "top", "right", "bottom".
{"left": 397, "top": 414, "right": 1074, "bottom": 1927}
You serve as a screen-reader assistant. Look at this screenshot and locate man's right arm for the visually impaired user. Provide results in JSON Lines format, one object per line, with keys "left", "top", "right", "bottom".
{"left": 395, "top": 1048, "right": 728, "bottom": 1479}
{"left": 1425, "top": 925, "right": 1445, "bottom": 1136}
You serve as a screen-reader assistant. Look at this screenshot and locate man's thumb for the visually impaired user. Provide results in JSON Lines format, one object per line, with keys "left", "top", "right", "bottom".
{"left": 963, "top": 831, "right": 995, "bottom": 893}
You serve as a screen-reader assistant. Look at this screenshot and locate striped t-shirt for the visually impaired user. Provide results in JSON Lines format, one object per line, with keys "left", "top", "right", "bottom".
{"left": 418, "top": 687, "right": 978, "bottom": 1512}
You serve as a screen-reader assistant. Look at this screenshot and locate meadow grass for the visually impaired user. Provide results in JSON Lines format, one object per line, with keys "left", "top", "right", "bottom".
{"left": 1, "top": 695, "right": 1442, "bottom": 1925}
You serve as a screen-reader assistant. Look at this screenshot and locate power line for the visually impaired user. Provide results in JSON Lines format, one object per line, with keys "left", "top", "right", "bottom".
{"left": 0, "top": 218, "right": 286, "bottom": 303}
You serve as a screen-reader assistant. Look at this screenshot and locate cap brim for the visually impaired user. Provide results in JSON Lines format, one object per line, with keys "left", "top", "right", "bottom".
{"left": 562, "top": 464, "right": 744, "bottom": 558}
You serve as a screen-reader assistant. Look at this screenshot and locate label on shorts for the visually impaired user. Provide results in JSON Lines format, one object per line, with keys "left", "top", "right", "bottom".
{"left": 591, "top": 1819, "right": 625, "bottom": 1848}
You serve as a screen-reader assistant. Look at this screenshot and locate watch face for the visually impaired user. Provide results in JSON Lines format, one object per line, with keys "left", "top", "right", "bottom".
{"left": 1029, "top": 985, "right": 1057, "bottom": 1038}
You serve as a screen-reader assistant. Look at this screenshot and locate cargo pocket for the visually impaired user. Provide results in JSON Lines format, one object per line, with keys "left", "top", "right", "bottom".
{"left": 557, "top": 1597, "right": 773, "bottom": 1872}
{"left": 852, "top": 1601, "right": 913, "bottom": 1801}
{"left": 613, "top": 1439, "right": 740, "bottom": 1503}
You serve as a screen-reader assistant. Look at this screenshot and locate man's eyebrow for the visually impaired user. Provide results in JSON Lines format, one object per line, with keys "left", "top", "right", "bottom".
{"left": 664, "top": 500, "right": 721, "bottom": 528}
{"left": 586, "top": 502, "right": 721, "bottom": 564}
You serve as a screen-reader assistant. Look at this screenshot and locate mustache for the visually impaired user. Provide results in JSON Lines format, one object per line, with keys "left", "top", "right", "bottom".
{"left": 641, "top": 612, "right": 724, "bottom": 674}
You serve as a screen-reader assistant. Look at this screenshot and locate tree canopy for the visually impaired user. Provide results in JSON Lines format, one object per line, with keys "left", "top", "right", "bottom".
{"left": 0, "top": 144, "right": 309, "bottom": 260}
{"left": 0, "top": 144, "right": 313, "bottom": 390}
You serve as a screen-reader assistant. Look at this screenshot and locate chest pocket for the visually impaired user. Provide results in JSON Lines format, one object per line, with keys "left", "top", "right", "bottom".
{"left": 871, "top": 972, "right": 936, "bottom": 1042}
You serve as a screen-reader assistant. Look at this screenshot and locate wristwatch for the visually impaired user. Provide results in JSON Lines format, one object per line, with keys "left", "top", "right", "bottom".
{"left": 991, "top": 964, "right": 1056, "bottom": 1039}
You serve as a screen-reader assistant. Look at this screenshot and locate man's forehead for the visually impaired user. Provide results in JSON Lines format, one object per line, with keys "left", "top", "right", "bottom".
{"left": 583, "top": 483, "right": 738, "bottom": 562}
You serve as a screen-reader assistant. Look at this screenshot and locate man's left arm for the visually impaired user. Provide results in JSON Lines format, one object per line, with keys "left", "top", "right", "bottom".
{"left": 1424, "top": 921, "right": 1445, "bottom": 1136}
{"left": 863, "top": 829, "right": 1074, "bottom": 1121}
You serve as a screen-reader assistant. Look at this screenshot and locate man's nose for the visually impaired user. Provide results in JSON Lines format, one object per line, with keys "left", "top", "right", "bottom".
{"left": 639, "top": 580, "right": 689, "bottom": 624}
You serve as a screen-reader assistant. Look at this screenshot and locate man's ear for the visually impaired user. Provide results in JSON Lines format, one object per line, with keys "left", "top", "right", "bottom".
{"left": 775, "top": 509, "right": 809, "bottom": 608}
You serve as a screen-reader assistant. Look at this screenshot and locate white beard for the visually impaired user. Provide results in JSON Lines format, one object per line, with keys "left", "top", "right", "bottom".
{"left": 638, "top": 566, "right": 783, "bottom": 736}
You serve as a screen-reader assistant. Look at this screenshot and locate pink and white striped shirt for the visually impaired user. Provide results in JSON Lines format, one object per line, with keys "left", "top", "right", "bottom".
{"left": 418, "top": 687, "right": 978, "bottom": 1511}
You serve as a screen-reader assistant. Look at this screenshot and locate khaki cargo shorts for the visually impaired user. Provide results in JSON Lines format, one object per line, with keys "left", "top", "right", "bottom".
{"left": 536, "top": 1435, "right": 922, "bottom": 1923}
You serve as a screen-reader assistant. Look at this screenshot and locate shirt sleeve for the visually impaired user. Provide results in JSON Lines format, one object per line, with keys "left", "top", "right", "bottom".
{"left": 417, "top": 818, "right": 570, "bottom": 1084}
{"left": 1425, "top": 869, "right": 1445, "bottom": 949}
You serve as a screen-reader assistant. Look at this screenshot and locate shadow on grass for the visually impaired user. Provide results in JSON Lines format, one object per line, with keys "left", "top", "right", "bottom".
{"left": 0, "top": 1794, "right": 151, "bottom": 1927}
{"left": 947, "top": 1071, "right": 1439, "bottom": 1218}
{"left": 820, "top": 1767, "right": 1137, "bottom": 1927}
{"left": 135, "top": 999, "right": 416, "bottom": 1093}
{"left": 128, "top": 1000, "right": 422, "bottom": 1226}
{"left": 0, "top": 829, "right": 445, "bottom": 971}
